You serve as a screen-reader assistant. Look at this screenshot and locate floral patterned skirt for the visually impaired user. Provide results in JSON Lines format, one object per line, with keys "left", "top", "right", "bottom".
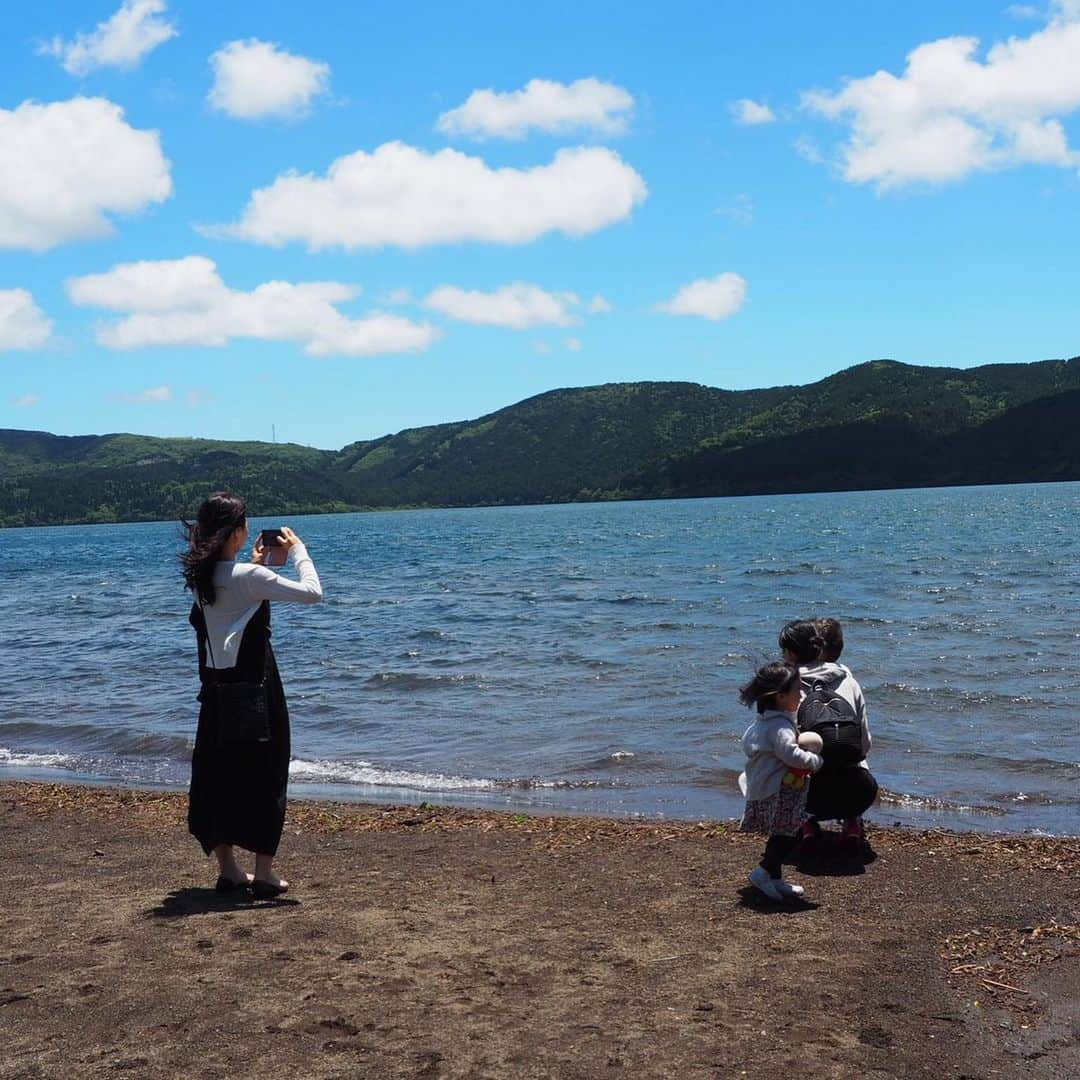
{"left": 740, "top": 773, "right": 810, "bottom": 837}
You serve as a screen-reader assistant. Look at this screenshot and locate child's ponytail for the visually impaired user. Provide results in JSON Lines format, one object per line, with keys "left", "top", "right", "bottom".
{"left": 739, "top": 661, "right": 800, "bottom": 714}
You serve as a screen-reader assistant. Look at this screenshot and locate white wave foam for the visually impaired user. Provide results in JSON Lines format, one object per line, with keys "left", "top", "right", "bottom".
{"left": 0, "top": 747, "right": 76, "bottom": 769}
{"left": 877, "top": 787, "right": 1006, "bottom": 816}
{"left": 289, "top": 758, "right": 497, "bottom": 792}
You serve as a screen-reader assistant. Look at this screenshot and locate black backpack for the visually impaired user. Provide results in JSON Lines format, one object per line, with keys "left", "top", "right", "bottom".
{"left": 798, "top": 679, "right": 864, "bottom": 767}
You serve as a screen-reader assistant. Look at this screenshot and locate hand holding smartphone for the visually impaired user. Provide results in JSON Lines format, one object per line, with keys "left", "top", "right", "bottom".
{"left": 258, "top": 528, "right": 288, "bottom": 567}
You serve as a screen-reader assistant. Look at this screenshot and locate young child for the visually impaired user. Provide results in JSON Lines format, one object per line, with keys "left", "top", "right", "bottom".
{"left": 738, "top": 661, "right": 823, "bottom": 901}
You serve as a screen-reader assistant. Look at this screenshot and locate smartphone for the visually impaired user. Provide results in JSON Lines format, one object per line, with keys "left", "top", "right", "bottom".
{"left": 259, "top": 528, "right": 287, "bottom": 567}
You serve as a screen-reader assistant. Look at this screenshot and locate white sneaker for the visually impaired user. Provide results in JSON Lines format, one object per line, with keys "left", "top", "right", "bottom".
{"left": 748, "top": 866, "right": 782, "bottom": 900}
{"left": 773, "top": 879, "right": 805, "bottom": 900}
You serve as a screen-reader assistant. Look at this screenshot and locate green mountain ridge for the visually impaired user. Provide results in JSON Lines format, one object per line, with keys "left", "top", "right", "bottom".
{"left": 3, "top": 355, "right": 1079, "bottom": 527}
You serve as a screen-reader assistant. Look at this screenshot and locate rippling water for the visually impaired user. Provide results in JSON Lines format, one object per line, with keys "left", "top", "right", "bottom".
{"left": 1, "top": 484, "right": 1077, "bottom": 834}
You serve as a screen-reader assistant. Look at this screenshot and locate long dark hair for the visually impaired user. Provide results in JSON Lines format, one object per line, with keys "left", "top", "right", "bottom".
{"left": 180, "top": 492, "right": 247, "bottom": 605}
{"left": 778, "top": 619, "right": 824, "bottom": 666}
{"left": 739, "top": 661, "right": 800, "bottom": 714}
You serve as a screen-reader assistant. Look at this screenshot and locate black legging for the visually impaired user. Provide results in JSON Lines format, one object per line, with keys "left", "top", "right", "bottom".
{"left": 760, "top": 834, "right": 800, "bottom": 878}
{"left": 806, "top": 765, "right": 878, "bottom": 822}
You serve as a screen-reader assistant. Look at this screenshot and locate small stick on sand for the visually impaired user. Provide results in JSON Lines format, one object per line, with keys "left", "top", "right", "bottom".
{"left": 979, "top": 977, "right": 1028, "bottom": 994}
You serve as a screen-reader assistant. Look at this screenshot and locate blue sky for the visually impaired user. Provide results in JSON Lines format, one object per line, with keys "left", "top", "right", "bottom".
{"left": 2, "top": 1, "right": 1079, "bottom": 449}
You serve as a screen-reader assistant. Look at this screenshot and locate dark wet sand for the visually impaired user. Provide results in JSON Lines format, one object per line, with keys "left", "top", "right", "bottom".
{"left": 1, "top": 781, "right": 1077, "bottom": 1079}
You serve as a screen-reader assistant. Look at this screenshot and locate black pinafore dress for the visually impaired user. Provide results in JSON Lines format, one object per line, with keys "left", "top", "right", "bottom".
{"left": 187, "top": 600, "right": 291, "bottom": 856}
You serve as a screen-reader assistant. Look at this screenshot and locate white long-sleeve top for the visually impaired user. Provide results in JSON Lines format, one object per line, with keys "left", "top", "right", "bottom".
{"left": 200, "top": 543, "right": 323, "bottom": 669}
{"left": 741, "top": 708, "right": 823, "bottom": 802}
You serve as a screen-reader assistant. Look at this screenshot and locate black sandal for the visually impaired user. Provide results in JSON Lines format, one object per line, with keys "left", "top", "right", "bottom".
{"left": 214, "top": 875, "right": 251, "bottom": 893}
{"left": 250, "top": 879, "right": 287, "bottom": 900}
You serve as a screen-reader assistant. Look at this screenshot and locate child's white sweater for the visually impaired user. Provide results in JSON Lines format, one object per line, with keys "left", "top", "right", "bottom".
{"left": 741, "top": 708, "right": 823, "bottom": 802}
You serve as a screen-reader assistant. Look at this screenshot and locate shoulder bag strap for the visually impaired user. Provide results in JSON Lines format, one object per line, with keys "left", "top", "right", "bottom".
{"left": 198, "top": 596, "right": 269, "bottom": 687}
{"left": 196, "top": 596, "right": 218, "bottom": 674}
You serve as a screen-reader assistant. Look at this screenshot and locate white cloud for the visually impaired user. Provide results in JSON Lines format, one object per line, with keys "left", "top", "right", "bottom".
{"left": 41, "top": 0, "right": 177, "bottom": 75}
{"left": 15, "top": 394, "right": 41, "bottom": 408}
{"left": 0, "top": 97, "right": 171, "bottom": 252}
{"left": 185, "top": 389, "right": 213, "bottom": 407}
{"left": 423, "top": 283, "right": 584, "bottom": 329}
{"left": 587, "top": 294, "right": 613, "bottom": 314}
{"left": 68, "top": 256, "right": 438, "bottom": 357}
{"left": 69, "top": 254, "right": 223, "bottom": 311}
{"left": 118, "top": 385, "right": 173, "bottom": 404}
{"left": 731, "top": 99, "right": 776, "bottom": 126}
{"left": 210, "top": 142, "right": 646, "bottom": 250}
{"left": 1006, "top": 4, "right": 1042, "bottom": 18}
{"left": 208, "top": 39, "right": 331, "bottom": 121}
{"left": 715, "top": 193, "right": 754, "bottom": 225}
{"left": 0, "top": 289, "right": 54, "bottom": 350}
{"left": 564, "top": 337, "right": 582, "bottom": 352}
{"left": 379, "top": 288, "right": 413, "bottom": 306}
{"left": 437, "top": 77, "right": 634, "bottom": 139}
{"left": 654, "top": 273, "right": 748, "bottom": 321}
{"left": 802, "top": 4, "right": 1080, "bottom": 189}
{"left": 532, "top": 340, "right": 552, "bottom": 355}
{"left": 793, "top": 135, "right": 825, "bottom": 164}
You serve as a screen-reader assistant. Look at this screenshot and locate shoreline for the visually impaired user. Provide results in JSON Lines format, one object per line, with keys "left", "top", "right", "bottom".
{"left": 2, "top": 779, "right": 1077, "bottom": 1078}
{"left": 1, "top": 767, "right": 1074, "bottom": 839}
{"left": 5, "top": 778, "right": 1079, "bottom": 856}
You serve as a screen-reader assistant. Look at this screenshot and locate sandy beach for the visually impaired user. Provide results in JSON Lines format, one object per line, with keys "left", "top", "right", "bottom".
{"left": 1, "top": 781, "right": 1077, "bottom": 1079}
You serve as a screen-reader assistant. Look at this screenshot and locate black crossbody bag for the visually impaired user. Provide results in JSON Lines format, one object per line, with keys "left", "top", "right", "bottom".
{"left": 199, "top": 601, "right": 272, "bottom": 746}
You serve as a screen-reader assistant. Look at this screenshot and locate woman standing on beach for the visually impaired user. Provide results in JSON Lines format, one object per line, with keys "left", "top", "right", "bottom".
{"left": 181, "top": 492, "right": 322, "bottom": 897}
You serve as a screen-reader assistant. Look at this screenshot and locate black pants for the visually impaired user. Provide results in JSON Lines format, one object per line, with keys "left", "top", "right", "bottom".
{"left": 760, "top": 834, "right": 799, "bottom": 878}
{"left": 806, "top": 765, "right": 878, "bottom": 822}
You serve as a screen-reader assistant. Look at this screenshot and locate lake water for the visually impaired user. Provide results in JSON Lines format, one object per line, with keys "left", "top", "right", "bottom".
{"left": 1, "top": 485, "right": 1077, "bottom": 835}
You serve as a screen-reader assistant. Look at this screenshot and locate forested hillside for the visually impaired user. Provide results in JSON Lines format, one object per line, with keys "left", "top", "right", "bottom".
{"left": 2, "top": 356, "right": 1078, "bottom": 526}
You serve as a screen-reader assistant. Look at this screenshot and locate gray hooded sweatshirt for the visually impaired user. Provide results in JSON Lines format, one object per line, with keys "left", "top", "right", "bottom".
{"left": 799, "top": 661, "right": 872, "bottom": 764}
